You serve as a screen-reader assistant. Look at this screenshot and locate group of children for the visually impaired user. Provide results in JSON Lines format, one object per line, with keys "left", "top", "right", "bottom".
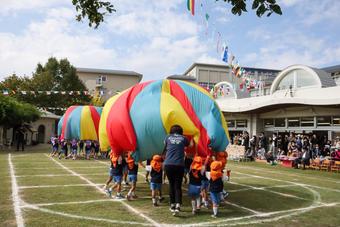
{"left": 50, "top": 135, "right": 101, "bottom": 160}
{"left": 104, "top": 151, "right": 230, "bottom": 218}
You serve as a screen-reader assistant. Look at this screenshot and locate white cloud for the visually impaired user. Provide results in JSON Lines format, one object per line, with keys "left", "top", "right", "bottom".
{"left": 0, "top": 0, "right": 70, "bottom": 15}
{"left": 242, "top": 28, "right": 340, "bottom": 69}
{"left": 0, "top": 7, "right": 116, "bottom": 78}
{"left": 0, "top": 0, "right": 206, "bottom": 81}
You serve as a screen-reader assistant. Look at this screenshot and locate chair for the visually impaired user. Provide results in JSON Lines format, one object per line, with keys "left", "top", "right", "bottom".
{"left": 310, "top": 159, "right": 321, "bottom": 170}
{"left": 320, "top": 159, "right": 331, "bottom": 171}
{"left": 330, "top": 161, "right": 340, "bottom": 172}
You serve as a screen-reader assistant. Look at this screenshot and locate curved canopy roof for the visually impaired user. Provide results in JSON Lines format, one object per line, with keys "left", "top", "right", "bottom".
{"left": 216, "top": 65, "right": 340, "bottom": 113}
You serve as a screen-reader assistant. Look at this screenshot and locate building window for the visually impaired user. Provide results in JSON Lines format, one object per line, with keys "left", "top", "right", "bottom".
{"left": 264, "top": 119, "right": 274, "bottom": 128}
{"left": 300, "top": 117, "right": 314, "bottom": 127}
{"left": 317, "top": 116, "right": 331, "bottom": 127}
{"left": 288, "top": 118, "right": 300, "bottom": 127}
{"left": 333, "top": 116, "right": 340, "bottom": 126}
{"left": 236, "top": 120, "right": 247, "bottom": 128}
{"left": 227, "top": 120, "right": 235, "bottom": 128}
{"left": 101, "top": 75, "right": 107, "bottom": 82}
{"left": 274, "top": 118, "right": 286, "bottom": 127}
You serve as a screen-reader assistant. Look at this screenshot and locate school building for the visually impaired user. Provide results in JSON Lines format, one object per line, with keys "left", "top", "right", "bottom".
{"left": 181, "top": 63, "right": 340, "bottom": 140}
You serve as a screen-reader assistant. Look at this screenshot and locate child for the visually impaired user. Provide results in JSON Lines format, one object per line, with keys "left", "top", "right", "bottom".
{"left": 215, "top": 151, "right": 229, "bottom": 199}
{"left": 209, "top": 161, "right": 224, "bottom": 218}
{"left": 84, "top": 140, "right": 92, "bottom": 160}
{"left": 59, "top": 139, "right": 67, "bottom": 159}
{"left": 150, "top": 155, "right": 163, "bottom": 206}
{"left": 70, "top": 139, "right": 78, "bottom": 160}
{"left": 122, "top": 153, "right": 129, "bottom": 186}
{"left": 188, "top": 156, "right": 204, "bottom": 214}
{"left": 126, "top": 152, "right": 138, "bottom": 200}
{"left": 50, "top": 135, "right": 59, "bottom": 157}
{"left": 79, "top": 140, "right": 84, "bottom": 156}
{"left": 93, "top": 141, "right": 100, "bottom": 159}
{"left": 145, "top": 158, "right": 151, "bottom": 183}
{"left": 106, "top": 152, "right": 125, "bottom": 199}
{"left": 201, "top": 156, "right": 211, "bottom": 208}
{"left": 184, "top": 153, "right": 193, "bottom": 184}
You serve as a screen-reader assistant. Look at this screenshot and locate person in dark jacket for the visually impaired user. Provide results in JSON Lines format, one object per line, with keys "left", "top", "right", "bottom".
{"left": 163, "top": 125, "right": 191, "bottom": 214}
{"left": 16, "top": 127, "right": 25, "bottom": 151}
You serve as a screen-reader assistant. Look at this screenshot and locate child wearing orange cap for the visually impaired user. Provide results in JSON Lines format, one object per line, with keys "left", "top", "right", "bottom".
{"left": 215, "top": 151, "right": 229, "bottom": 200}
{"left": 150, "top": 155, "right": 163, "bottom": 206}
{"left": 105, "top": 152, "right": 125, "bottom": 199}
{"left": 188, "top": 156, "right": 204, "bottom": 214}
{"left": 209, "top": 161, "right": 224, "bottom": 218}
{"left": 201, "top": 156, "right": 211, "bottom": 208}
{"left": 126, "top": 152, "right": 138, "bottom": 201}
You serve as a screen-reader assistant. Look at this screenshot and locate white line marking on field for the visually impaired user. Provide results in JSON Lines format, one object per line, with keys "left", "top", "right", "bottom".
{"left": 233, "top": 171, "right": 340, "bottom": 193}
{"left": 182, "top": 202, "right": 339, "bottom": 227}
{"left": 229, "top": 182, "right": 310, "bottom": 201}
{"left": 228, "top": 184, "right": 296, "bottom": 193}
{"left": 21, "top": 199, "right": 114, "bottom": 207}
{"left": 19, "top": 184, "right": 104, "bottom": 189}
{"left": 8, "top": 154, "right": 25, "bottom": 227}
{"left": 17, "top": 166, "right": 105, "bottom": 170}
{"left": 231, "top": 164, "right": 340, "bottom": 184}
{"left": 22, "top": 203, "right": 152, "bottom": 226}
{"left": 15, "top": 173, "right": 106, "bottom": 178}
{"left": 46, "top": 155, "right": 161, "bottom": 227}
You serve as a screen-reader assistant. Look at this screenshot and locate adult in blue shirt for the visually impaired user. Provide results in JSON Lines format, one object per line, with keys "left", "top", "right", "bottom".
{"left": 163, "top": 125, "right": 192, "bottom": 214}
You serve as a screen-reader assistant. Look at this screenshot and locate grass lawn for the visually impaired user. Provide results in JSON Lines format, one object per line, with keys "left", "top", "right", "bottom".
{"left": 1, "top": 147, "right": 339, "bottom": 227}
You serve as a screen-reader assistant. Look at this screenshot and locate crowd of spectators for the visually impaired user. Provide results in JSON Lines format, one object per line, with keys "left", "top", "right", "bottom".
{"left": 230, "top": 131, "right": 340, "bottom": 168}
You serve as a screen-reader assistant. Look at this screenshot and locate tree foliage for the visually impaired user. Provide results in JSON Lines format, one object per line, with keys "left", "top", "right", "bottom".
{"left": 0, "top": 95, "right": 40, "bottom": 127}
{"left": 72, "top": 0, "right": 115, "bottom": 28}
{"left": 218, "top": 0, "right": 282, "bottom": 17}
{"left": 71, "top": 0, "right": 282, "bottom": 28}
{"left": 0, "top": 57, "right": 91, "bottom": 115}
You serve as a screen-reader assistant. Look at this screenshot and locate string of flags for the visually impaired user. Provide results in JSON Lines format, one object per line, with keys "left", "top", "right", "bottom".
{"left": 187, "top": 0, "right": 267, "bottom": 98}
{"left": 1, "top": 89, "right": 120, "bottom": 97}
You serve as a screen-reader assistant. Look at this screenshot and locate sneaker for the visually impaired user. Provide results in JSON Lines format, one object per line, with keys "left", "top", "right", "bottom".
{"left": 105, "top": 189, "right": 112, "bottom": 198}
{"left": 115, "top": 194, "right": 124, "bottom": 199}
{"left": 153, "top": 202, "right": 158, "bottom": 207}
{"left": 223, "top": 192, "right": 229, "bottom": 199}
{"left": 125, "top": 182, "right": 130, "bottom": 186}
{"left": 192, "top": 209, "right": 196, "bottom": 215}
{"left": 159, "top": 197, "right": 165, "bottom": 202}
{"left": 169, "top": 205, "right": 176, "bottom": 212}
{"left": 175, "top": 207, "right": 180, "bottom": 212}
{"left": 132, "top": 195, "right": 138, "bottom": 199}
{"left": 211, "top": 214, "right": 217, "bottom": 218}
{"left": 126, "top": 195, "right": 132, "bottom": 201}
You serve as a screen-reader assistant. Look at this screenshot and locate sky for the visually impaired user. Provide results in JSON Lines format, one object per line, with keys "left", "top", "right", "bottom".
{"left": 0, "top": 0, "right": 339, "bottom": 81}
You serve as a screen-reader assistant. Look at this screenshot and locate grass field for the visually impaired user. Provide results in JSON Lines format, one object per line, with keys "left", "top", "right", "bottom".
{"left": 1, "top": 147, "right": 340, "bottom": 227}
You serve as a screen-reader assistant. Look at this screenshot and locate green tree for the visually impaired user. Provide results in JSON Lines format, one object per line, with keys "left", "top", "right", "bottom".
{"left": 71, "top": 0, "right": 282, "bottom": 28}
{"left": 0, "top": 95, "right": 40, "bottom": 127}
{"left": 0, "top": 57, "right": 91, "bottom": 115}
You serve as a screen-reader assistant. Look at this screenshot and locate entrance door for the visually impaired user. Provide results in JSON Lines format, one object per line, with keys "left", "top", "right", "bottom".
{"left": 38, "top": 125, "right": 45, "bottom": 143}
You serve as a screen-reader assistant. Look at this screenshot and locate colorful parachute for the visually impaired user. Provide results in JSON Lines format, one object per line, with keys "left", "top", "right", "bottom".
{"left": 58, "top": 106, "right": 102, "bottom": 140}
{"left": 99, "top": 80, "right": 229, "bottom": 161}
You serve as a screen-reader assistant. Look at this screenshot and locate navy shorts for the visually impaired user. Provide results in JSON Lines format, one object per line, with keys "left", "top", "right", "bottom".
{"left": 128, "top": 174, "right": 137, "bottom": 183}
{"left": 150, "top": 182, "right": 162, "bottom": 191}
{"left": 188, "top": 184, "right": 201, "bottom": 198}
{"left": 210, "top": 192, "right": 221, "bottom": 205}
{"left": 201, "top": 179, "right": 209, "bottom": 190}
{"left": 113, "top": 175, "right": 122, "bottom": 183}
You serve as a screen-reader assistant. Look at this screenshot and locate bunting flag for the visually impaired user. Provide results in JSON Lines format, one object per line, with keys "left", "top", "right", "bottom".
{"left": 222, "top": 45, "right": 228, "bottom": 63}
{"left": 187, "top": 0, "right": 195, "bottom": 16}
